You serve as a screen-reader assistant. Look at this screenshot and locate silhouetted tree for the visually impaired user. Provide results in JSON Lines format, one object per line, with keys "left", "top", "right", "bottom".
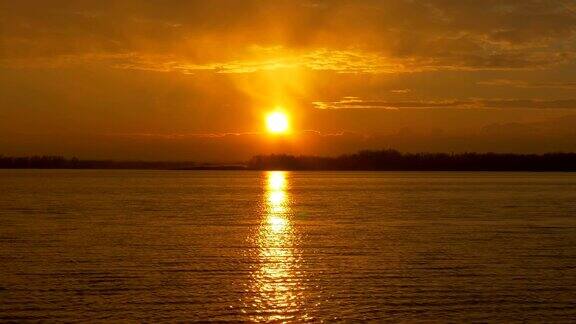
{"left": 0, "top": 155, "right": 243, "bottom": 170}
{"left": 3, "top": 150, "right": 576, "bottom": 171}
{"left": 247, "top": 150, "right": 576, "bottom": 171}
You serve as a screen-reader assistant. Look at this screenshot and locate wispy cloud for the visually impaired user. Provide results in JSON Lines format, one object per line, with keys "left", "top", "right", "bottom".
{"left": 1, "top": 1, "right": 575, "bottom": 73}
{"left": 0, "top": 49, "right": 403, "bottom": 74}
{"left": 314, "top": 97, "right": 576, "bottom": 110}
{"left": 114, "top": 49, "right": 402, "bottom": 74}
{"left": 478, "top": 79, "right": 576, "bottom": 90}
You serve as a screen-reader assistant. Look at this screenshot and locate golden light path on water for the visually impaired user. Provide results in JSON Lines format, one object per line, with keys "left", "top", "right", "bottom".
{"left": 247, "top": 171, "right": 308, "bottom": 322}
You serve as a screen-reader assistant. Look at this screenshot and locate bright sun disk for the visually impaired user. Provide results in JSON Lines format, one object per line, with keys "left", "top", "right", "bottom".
{"left": 266, "top": 111, "right": 289, "bottom": 134}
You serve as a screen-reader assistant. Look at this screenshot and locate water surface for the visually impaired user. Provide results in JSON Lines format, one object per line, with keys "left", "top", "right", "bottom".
{"left": 1, "top": 170, "right": 575, "bottom": 321}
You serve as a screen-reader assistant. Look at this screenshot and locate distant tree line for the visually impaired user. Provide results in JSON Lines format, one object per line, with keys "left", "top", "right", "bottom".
{"left": 2, "top": 150, "right": 576, "bottom": 171}
{"left": 0, "top": 155, "right": 243, "bottom": 170}
{"left": 247, "top": 149, "right": 576, "bottom": 171}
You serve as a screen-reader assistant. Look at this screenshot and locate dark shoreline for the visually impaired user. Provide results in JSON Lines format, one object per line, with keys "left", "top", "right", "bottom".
{"left": 2, "top": 149, "right": 576, "bottom": 172}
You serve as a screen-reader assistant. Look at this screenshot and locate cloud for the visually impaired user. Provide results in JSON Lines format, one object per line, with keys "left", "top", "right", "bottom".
{"left": 390, "top": 89, "right": 411, "bottom": 94}
{"left": 313, "top": 97, "right": 576, "bottom": 110}
{"left": 0, "top": 48, "right": 405, "bottom": 74}
{"left": 478, "top": 79, "right": 576, "bottom": 90}
{"left": 1, "top": 0, "right": 575, "bottom": 73}
{"left": 112, "top": 49, "right": 402, "bottom": 74}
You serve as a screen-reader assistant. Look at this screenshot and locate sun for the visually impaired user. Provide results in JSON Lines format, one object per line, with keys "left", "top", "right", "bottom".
{"left": 266, "top": 111, "right": 290, "bottom": 134}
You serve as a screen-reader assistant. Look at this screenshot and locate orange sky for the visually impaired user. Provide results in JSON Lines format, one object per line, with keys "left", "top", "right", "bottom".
{"left": 1, "top": 0, "right": 576, "bottom": 161}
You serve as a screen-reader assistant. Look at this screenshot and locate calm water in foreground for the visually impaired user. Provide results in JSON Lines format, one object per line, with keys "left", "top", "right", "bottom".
{"left": 1, "top": 170, "right": 575, "bottom": 322}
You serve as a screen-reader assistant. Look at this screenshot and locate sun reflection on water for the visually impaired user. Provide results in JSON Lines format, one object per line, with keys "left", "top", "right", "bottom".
{"left": 246, "top": 171, "right": 306, "bottom": 321}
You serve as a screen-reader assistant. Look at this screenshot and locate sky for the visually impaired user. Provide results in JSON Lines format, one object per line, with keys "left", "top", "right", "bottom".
{"left": 1, "top": 0, "right": 576, "bottom": 161}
